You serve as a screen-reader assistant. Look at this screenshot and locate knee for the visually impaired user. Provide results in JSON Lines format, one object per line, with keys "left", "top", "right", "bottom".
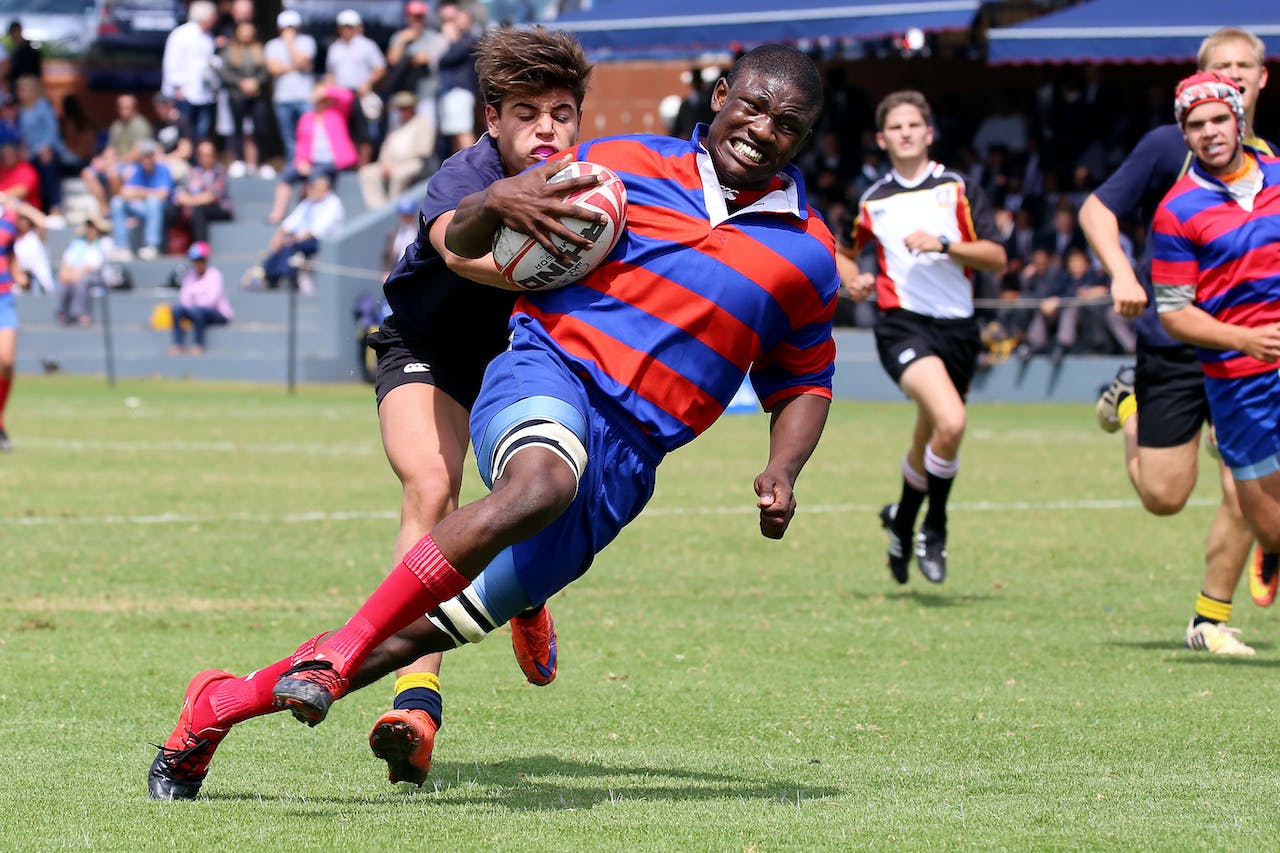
{"left": 489, "top": 451, "right": 578, "bottom": 530}
{"left": 930, "top": 415, "right": 966, "bottom": 456}
{"left": 1139, "top": 486, "right": 1189, "bottom": 516}
{"left": 1253, "top": 526, "right": 1280, "bottom": 553}
{"left": 400, "top": 475, "right": 459, "bottom": 528}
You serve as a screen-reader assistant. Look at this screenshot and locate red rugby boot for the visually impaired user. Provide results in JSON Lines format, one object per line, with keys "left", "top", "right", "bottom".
{"left": 272, "top": 660, "right": 350, "bottom": 726}
{"left": 147, "top": 669, "right": 236, "bottom": 800}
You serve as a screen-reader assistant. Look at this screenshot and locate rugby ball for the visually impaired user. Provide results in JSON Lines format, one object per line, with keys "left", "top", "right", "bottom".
{"left": 492, "top": 160, "right": 627, "bottom": 291}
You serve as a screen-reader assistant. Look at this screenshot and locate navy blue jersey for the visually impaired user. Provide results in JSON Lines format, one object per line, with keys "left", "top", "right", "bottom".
{"left": 1093, "top": 123, "right": 1277, "bottom": 347}
{"left": 382, "top": 135, "right": 519, "bottom": 364}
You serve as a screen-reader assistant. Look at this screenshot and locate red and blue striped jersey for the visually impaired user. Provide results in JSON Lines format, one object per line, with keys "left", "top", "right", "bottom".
{"left": 513, "top": 132, "right": 839, "bottom": 453}
{"left": 1152, "top": 148, "right": 1280, "bottom": 378}
{"left": 0, "top": 206, "right": 18, "bottom": 296}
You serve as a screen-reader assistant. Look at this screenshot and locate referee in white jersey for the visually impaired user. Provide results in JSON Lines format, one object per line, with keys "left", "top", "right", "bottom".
{"left": 837, "top": 90, "right": 1007, "bottom": 585}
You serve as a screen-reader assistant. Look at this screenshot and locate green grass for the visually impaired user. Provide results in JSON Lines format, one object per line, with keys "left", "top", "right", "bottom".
{"left": 1, "top": 375, "right": 1276, "bottom": 851}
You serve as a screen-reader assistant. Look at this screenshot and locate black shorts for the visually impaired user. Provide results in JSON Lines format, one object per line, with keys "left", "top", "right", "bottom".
{"left": 369, "top": 315, "right": 499, "bottom": 409}
{"left": 874, "top": 308, "right": 981, "bottom": 396}
{"left": 1135, "top": 344, "right": 1210, "bottom": 448}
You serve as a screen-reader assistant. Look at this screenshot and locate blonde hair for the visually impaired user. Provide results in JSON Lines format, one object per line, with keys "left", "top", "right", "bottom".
{"left": 1198, "top": 27, "right": 1265, "bottom": 69}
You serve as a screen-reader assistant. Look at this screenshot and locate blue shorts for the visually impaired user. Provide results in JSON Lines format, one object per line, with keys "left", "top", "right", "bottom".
{"left": 1205, "top": 370, "right": 1280, "bottom": 480}
{"left": 0, "top": 292, "right": 17, "bottom": 329}
{"left": 466, "top": 339, "right": 662, "bottom": 623}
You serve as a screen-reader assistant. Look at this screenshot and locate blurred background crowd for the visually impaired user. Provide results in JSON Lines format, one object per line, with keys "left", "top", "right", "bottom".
{"left": 0, "top": 0, "right": 1253, "bottom": 361}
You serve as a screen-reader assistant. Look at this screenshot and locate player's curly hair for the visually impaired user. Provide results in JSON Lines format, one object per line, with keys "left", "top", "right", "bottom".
{"left": 724, "top": 44, "right": 824, "bottom": 115}
{"left": 475, "top": 26, "right": 594, "bottom": 111}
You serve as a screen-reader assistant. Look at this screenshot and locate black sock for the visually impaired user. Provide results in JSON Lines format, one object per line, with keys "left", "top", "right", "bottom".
{"left": 893, "top": 480, "right": 926, "bottom": 542}
{"left": 923, "top": 471, "right": 954, "bottom": 537}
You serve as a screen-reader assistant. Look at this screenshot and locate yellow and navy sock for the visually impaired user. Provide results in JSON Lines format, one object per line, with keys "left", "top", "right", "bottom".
{"left": 392, "top": 672, "right": 443, "bottom": 728}
{"left": 1193, "top": 592, "right": 1232, "bottom": 627}
{"left": 1117, "top": 393, "right": 1137, "bottom": 427}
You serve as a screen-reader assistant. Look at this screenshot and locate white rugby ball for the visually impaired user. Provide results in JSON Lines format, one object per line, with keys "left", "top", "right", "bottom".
{"left": 492, "top": 160, "right": 627, "bottom": 291}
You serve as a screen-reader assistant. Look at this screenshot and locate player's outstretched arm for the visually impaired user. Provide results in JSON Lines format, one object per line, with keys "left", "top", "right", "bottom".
{"left": 754, "top": 393, "right": 830, "bottom": 540}
{"left": 445, "top": 159, "right": 602, "bottom": 263}
{"left": 1079, "top": 194, "right": 1148, "bottom": 318}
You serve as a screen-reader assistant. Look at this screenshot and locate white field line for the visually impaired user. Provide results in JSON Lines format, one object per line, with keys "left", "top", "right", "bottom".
{"left": 13, "top": 437, "right": 380, "bottom": 456}
{"left": 1, "top": 497, "right": 1217, "bottom": 527}
{"left": 14, "top": 427, "right": 1123, "bottom": 457}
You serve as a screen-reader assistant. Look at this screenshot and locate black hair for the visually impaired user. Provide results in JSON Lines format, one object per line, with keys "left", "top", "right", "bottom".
{"left": 725, "top": 44, "right": 824, "bottom": 115}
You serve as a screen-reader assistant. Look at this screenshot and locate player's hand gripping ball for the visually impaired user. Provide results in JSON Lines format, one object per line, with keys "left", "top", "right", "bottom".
{"left": 492, "top": 160, "right": 627, "bottom": 291}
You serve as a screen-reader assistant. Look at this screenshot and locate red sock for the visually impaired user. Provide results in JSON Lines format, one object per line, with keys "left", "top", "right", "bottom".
{"left": 0, "top": 375, "right": 11, "bottom": 428}
{"left": 195, "top": 632, "right": 327, "bottom": 729}
{"left": 314, "top": 535, "right": 470, "bottom": 676}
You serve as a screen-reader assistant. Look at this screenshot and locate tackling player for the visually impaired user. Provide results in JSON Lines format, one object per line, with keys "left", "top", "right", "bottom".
{"left": 358, "top": 26, "right": 594, "bottom": 787}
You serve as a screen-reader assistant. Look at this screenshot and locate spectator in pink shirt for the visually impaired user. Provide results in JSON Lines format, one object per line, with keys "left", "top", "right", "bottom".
{"left": 169, "top": 241, "right": 232, "bottom": 355}
{"left": 267, "top": 84, "right": 357, "bottom": 224}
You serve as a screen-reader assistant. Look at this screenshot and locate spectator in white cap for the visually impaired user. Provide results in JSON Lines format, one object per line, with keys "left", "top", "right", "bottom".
{"left": 265, "top": 9, "right": 318, "bottom": 167}
{"left": 325, "top": 8, "right": 387, "bottom": 167}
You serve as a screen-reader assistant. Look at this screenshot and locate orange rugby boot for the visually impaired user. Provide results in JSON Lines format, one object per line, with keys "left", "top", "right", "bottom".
{"left": 511, "top": 604, "right": 558, "bottom": 686}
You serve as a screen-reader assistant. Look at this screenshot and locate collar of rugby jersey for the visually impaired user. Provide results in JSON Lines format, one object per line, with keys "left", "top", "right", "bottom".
{"left": 694, "top": 131, "right": 800, "bottom": 227}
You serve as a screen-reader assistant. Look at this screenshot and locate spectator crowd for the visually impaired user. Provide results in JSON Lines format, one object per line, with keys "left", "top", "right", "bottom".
{"left": 1, "top": 0, "right": 489, "bottom": 330}
{"left": 796, "top": 67, "right": 1159, "bottom": 362}
{"left": 0, "top": 1, "right": 1188, "bottom": 361}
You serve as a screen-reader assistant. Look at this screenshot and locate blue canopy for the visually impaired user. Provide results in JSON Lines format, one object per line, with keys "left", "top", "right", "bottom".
{"left": 988, "top": 0, "right": 1280, "bottom": 64}
{"left": 551, "top": 0, "right": 980, "bottom": 59}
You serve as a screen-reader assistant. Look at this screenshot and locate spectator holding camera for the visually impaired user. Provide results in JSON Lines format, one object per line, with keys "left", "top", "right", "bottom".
{"left": 265, "top": 10, "right": 317, "bottom": 167}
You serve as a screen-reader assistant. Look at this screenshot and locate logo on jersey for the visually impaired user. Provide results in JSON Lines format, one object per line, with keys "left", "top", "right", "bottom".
{"left": 403, "top": 362, "right": 430, "bottom": 374}
{"left": 898, "top": 348, "right": 917, "bottom": 365}
{"left": 935, "top": 185, "right": 957, "bottom": 207}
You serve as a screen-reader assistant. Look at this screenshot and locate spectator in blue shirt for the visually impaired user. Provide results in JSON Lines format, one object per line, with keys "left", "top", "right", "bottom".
{"left": 109, "top": 140, "right": 174, "bottom": 260}
{"left": 14, "top": 75, "right": 75, "bottom": 225}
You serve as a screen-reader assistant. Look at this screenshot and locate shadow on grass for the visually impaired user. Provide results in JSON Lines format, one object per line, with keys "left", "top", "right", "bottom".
{"left": 1167, "top": 654, "right": 1280, "bottom": 667}
{"left": 885, "top": 590, "right": 993, "bottom": 608}
{"left": 1105, "top": 639, "right": 1280, "bottom": 661}
{"left": 202, "top": 755, "right": 841, "bottom": 809}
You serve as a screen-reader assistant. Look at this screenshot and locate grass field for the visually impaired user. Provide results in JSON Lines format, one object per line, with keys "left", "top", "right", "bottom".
{"left": 2, "top": 375, "right": 1277, "bottom": 851}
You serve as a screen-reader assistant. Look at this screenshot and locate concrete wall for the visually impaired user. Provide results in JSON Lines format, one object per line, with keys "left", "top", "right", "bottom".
{"left": 16, "top": 175, "right": 1129, "bottom": 401}
{"left": 16, "top": 174, "right": 411, "bottom": 386}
